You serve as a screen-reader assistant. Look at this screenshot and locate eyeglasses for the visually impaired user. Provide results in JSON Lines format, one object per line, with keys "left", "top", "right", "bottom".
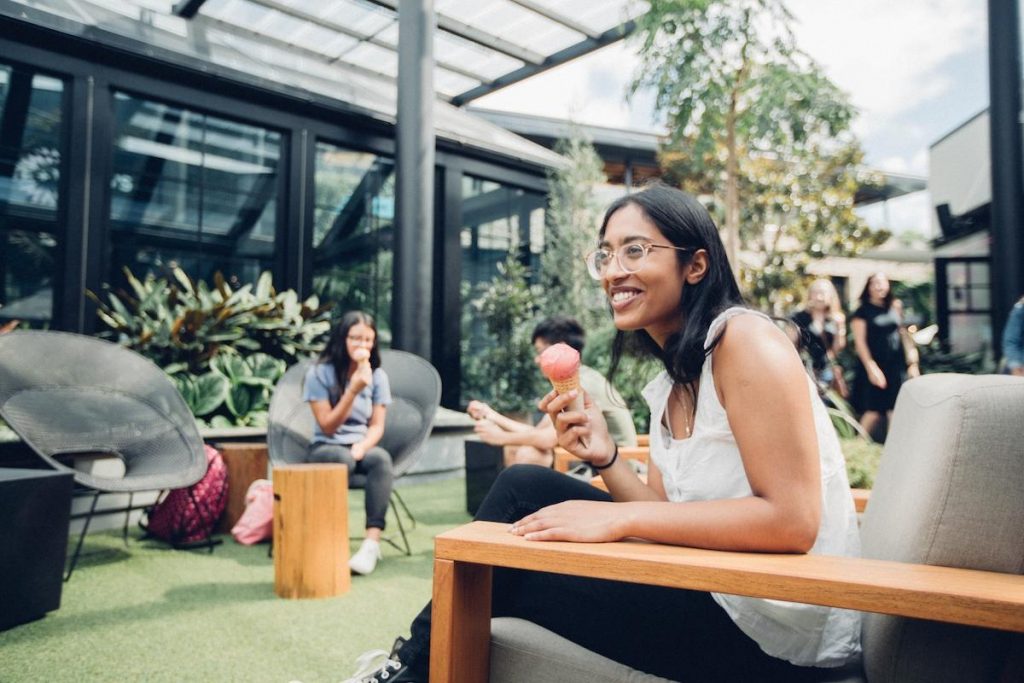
{"left": 584, "top": 243, "right": 694, "bottom": 280}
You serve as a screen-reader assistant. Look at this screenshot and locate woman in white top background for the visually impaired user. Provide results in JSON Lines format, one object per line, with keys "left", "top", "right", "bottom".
{"left": 343, "top": 184, "right": 861, "bottom": 683}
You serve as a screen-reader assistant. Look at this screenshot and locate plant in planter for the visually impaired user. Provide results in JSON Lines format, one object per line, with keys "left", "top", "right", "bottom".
{"left": 90, "top": 267, "right": 329, "bottom": 425}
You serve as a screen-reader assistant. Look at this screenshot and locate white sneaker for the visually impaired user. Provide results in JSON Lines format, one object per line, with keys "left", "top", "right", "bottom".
{"left": 348, "top": 538, "right": 382, "bottom": 575}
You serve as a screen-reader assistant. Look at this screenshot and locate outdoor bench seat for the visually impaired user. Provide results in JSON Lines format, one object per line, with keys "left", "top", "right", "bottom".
{"left": 431, "top": 374, "right": 1024, "bottom": 682}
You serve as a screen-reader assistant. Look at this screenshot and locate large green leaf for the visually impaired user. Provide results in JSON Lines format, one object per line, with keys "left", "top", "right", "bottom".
{"left": 192, "top": 372, "right": 230, "bottom": 416}
{"left": 225, "top": 382, "right": 254, "bottom": 418}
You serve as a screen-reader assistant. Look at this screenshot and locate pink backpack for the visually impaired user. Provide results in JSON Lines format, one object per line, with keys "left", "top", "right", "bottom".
{"left": 231, "top": 479, "right": 274, "bottom": 545}
{"left": 141, "top": 444, "right": 228, "bottom": 544}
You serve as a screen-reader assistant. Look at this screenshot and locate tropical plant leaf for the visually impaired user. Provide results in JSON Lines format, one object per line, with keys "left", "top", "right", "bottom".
{"left": 192, "top": 372, "right": 230, "bottom": 416}
{"left": 225, "top": 382, "right": 254, "bottom": 418}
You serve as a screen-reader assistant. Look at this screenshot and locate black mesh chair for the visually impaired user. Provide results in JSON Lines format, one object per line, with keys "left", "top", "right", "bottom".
{"left": 267, "top": 349, "right": 441, "bottom": 554}
{"left": 0, "top": 330, "right": 211, "bottom": 578}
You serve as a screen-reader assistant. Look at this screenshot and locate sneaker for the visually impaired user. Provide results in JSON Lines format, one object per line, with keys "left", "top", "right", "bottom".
{"left": 340, "top": 637, "right": 422, "bottom": 683}
{"left": 348, "top": 538, "right": 382, "bottom": 575}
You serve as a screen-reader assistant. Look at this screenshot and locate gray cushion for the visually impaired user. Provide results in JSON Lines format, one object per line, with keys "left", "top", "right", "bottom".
{"left": 859, "top": 374, "right": 1024, "bottom": 683}
{"left": 489, "top": 618, "right": 677, "bottom": 683}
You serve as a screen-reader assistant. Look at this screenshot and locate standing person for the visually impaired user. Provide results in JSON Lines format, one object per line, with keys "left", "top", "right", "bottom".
{"left": 303, "top": 311, "right": 392, "bottom": 576}
{"left": 342, "top": 184, "right": 860, "bottom": 683}
{"left": 790, "top": 278, "right": 848, "bottom": 397}
{"left": 1001, "top": 295, "right": 1024, "bottom": 376}
{"left": 850, "top": 273, "right": 919, "bottom": 439}
{"left": 467, "top": 315, "right": 637, "bottom": 467}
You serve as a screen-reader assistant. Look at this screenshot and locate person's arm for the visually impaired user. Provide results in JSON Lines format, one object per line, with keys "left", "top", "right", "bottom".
{"left": 350, "top": 404, "right": 387, "bottom": 461}
{"left": 309, "top": 365, "right": 371, "bottom": 435}
{"left": 520, "top": 316, "right": 822, "bottom": 554}
{"left": 851, "top": 317, "right": 886, "bottom": 389}
{"left": 467, "top": 400, "right": 533, "bottom": 433}
{"left": 832, "top": 314, "right": 847, "bottom": 354}
{"left": 1002, "top": 304, "right": 1024, "bottom": 374}
{"left": 474, "top": 414, "right": 557, "bottom": 449}
{"left": 899, "top": 326, "right": 921, "bottom": 378}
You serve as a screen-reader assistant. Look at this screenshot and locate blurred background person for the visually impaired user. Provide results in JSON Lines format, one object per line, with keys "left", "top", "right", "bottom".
{"left": 1001, "top": 294, "right": 1024, "bottom": 376}
{"left": 789, "top": 278, "right": 848, "bottom": 398}
{"left": 467, "top": 315, "right": 637, "bottom": 467}
{"left": 850, "top": 273, "right": 919, "bottom": 440}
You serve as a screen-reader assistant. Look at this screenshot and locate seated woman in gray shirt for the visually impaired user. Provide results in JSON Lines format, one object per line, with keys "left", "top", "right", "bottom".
{"left": 303, "top": 310, "right": 392, "bottom": 576}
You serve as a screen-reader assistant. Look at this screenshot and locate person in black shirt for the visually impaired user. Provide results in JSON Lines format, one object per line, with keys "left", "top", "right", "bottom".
{"left": 850, "top": 273, "right": 919, "bottom": 439}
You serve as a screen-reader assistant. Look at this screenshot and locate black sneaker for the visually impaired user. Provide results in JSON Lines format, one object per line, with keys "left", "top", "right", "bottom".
{"left": 340, "top": 637, "right": 423, "bottom": 683}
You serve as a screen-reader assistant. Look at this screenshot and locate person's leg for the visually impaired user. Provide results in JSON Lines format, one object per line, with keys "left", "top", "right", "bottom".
{"left": 308, "top": 442, "right": 356, "bottom": 471}
{"left": 358, "top": 446, "right": 393, "bottom": 539}
{"left": 395, "top": 466, "right": 608, "bottom": 675}
{"left": 859, "top": 409, "right": 882, "bottom": 440}
{"left": 509, "top": 444, "right": 554, "bottom": 468}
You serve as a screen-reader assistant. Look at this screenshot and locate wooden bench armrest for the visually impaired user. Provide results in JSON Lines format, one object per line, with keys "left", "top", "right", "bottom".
{"left": 553, "top": 445, "right": 649, "bottom": 473}
{"left": 430, "top": 521, "right": 1024, "bottom": 682}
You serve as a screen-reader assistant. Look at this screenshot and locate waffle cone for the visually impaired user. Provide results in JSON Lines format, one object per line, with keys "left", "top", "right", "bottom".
{"left": 550, "top": 373, "right": 580, "bottom": 395}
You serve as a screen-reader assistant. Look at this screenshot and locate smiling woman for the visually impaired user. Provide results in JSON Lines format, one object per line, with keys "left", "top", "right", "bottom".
{"left": 342, "top": 184, "right": 863, "bottom": 683}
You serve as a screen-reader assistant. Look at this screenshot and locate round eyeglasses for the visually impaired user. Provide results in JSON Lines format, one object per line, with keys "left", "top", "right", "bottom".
{"left": 584, "top": 243, "right": 694, "bottom": 280}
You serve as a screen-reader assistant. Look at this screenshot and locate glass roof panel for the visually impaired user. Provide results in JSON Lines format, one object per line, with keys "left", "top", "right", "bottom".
{"left": 434, "top": 70, "right": 483, "bottom": 99}
{"left": 431, "top": 29, "right": 525, "bottom": 82}
{"left": 437, "top": 0, "right": 582, "bottom": 55}
{"left": 321, "top": 0, "right": 395, "bottom": 36}
{"left": 529, "top": 0, "right": 649, "bottom": 36}
{"left": 339, "top": 42, "right": 399, "bottom": 80}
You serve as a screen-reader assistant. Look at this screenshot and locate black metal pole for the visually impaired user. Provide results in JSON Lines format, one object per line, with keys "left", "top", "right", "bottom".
{"left": 988, "top": 0, "right": 1024, "bottom": 357}
{"left": 393, "top": 0, "right": 435, "bottom": 358}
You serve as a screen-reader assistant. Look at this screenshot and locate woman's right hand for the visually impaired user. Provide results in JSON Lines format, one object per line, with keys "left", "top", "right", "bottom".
{"left": 539, "top": 389, "right": 615, "bottom": 467}
{"left": 867, "top": 361, "right": 887, "bottom": 389}
{"left": 350, "top": 363, "right": 372, "bottom": 394}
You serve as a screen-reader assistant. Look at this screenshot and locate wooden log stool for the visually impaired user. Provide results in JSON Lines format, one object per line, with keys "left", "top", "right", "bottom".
{"left": 272, "top": 464, "right": 350, "bottom": 599}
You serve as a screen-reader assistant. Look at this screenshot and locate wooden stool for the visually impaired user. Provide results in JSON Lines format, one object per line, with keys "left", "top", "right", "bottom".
{"left": 272, "top": 464, "right": 350, "bottom": 599}
{"left": 215, "top": 442, "right": 269, "bottom": 533}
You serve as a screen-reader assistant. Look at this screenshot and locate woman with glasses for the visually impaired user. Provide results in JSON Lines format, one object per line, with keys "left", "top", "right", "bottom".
{"left": 344, "top": 185, "right": 860, "bottom": 682}
{"left": 303, "top": 310, "right": 392, "bottom": 575}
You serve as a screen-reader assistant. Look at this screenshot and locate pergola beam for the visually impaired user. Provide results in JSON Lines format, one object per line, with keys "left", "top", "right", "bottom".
{"left": 173, "top": 0, "right": 208, "bottom": 19}
{"left": 452, "top": 19, "right": 638, "bottom": 106}
{"left": 364, "top": 0, "right": 544, "bottom": 65}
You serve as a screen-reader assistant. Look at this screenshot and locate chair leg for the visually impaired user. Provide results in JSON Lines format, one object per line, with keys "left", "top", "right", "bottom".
{"left": 391, "top": 489, "right": 416, "bottom": 530}
{"left": 122, "top": 492, "right": 133, "bottom": 547}
{"left": 381, "top": 492, "right": 411, "bottom": 556}
{"left": 65, "top": 490, "right": 101, "bottom": 582}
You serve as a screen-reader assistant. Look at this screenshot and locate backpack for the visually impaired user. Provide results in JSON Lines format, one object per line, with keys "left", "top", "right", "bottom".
{"left": 230, "top": 479, "right": 274, "bottom": 545}
{"left": 141, "top": 444, "right": 228, "bottom": 544}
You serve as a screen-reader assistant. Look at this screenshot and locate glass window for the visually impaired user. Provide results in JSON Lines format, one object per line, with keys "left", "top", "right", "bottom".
{"left": 311, "top": 141, "right": 394, "bottom": 342}
{"left": 108, "top": 92, "right": 281, "bottom": 288}
{"left": 0, "top": 63, "right": 66, "bottom": 328}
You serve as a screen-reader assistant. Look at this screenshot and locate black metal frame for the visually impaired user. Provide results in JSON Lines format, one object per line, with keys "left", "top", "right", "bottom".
{"left": 0, "top": 24, "right": 552, "bottom": 408}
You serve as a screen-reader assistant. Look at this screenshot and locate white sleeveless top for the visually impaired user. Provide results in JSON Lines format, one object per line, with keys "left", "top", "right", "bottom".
{"left": 642, "top": 307, "right": 862, "bottom": 667}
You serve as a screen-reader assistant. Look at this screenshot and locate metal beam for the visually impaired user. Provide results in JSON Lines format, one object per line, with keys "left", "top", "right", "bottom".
{"left": 452, "top": 19, "right": 638, "bottom": 106}
{"left": 244, "top": 0, "right": 490, "bottom": 85}
{"left": 173, "top": 0, "right": 208, "bottom": 19}
{"left": 508, "top": 0, "right": 599, "bottom": 39}
{"left": 364, "top": 0, "right": 543, "bottom": 65}
{"left": 392, "top": 0, "right": 435, "bottom": 358}
{"left": 988, "top": 0, "right": 1024, "bottom": 357}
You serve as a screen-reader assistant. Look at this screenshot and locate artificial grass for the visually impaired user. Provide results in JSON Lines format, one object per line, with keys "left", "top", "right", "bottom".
{"left": 0, "top": 476, "right": 472, "bottom": 683}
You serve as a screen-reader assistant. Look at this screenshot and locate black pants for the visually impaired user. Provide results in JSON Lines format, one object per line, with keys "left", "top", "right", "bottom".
{"left": 398, "top": 466, "right": 823, "bottom": 681}
{"left": 308, "top": 443, "right": 393, "bottom": 530}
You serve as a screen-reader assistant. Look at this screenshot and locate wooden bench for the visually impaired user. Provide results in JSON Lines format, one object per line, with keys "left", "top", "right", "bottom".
{"left": 429, "top": 521, "right": 1024, "bottom": 682}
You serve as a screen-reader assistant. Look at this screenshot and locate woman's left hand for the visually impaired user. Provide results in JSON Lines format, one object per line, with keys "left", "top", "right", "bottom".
{"left": 510, "top": 500, "right": 626, "bottom": 543}
{"left": 350, "top": 442, "right": 366, "bottom": 461}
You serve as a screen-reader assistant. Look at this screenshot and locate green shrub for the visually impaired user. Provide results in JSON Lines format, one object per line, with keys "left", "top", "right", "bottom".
{"left": 841, "top": 437, "right": 883, "bottom": 489}
{"left": 89, "top": 267, "right": 329, "bottom": 425}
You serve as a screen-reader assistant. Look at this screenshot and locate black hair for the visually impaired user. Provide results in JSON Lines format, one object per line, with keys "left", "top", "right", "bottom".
{"left": 859, "top": 272, "right": 894, "bottom": 309}
{"left": 532, "top": 315, "right": 586, "bottom": 352}
{"left": 319, "top": 310, "right": 381, "bottom": 388}
{"left": 600, "top": 183, "right": 745, "bottom": 390}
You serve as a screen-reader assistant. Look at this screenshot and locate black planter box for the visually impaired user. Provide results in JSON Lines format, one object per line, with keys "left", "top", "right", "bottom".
{"left": 0, "top": 467, "right": 74, "bottom": 631}
{"left": 464, "top": 440, "right": 505, "bottom": 516}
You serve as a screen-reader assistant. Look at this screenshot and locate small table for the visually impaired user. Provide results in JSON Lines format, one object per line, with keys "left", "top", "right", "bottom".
{"left": 272, "top": 464, "right": 350, "bottom": 599}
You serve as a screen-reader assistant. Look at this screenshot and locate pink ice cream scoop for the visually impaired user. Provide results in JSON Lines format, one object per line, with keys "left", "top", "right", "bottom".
{"left": 539, "top": 343, "right": 583, "bottom": 411}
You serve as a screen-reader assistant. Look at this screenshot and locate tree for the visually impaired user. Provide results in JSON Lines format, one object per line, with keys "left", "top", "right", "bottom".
{"left": 632, "top": 0, "right": 883, "bottom": 300}
{"left": 540, "top": 128, "right": 608, "bottom": 330}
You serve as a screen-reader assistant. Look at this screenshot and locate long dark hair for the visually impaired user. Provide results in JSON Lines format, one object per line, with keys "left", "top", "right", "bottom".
{"left": 319, "top": 310, "right": 381, "bottom": 388}
{"left": 859, "top": 272, "right": 894, "bottom": 309}
{"left": 601, "top": 184, "right": 744, "bottom": 388}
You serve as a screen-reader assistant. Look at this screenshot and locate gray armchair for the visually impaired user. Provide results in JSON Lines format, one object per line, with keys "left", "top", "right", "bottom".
{"left": 267, "top": 349, "right": 441, "bottom": 554}
{"left": 0, "top": 330, "right": 211, "bottom": 578}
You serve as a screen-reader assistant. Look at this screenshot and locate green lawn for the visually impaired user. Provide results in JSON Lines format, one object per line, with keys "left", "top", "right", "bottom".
{"left": 0, "top": 477, "right": 471, "bottom": 683}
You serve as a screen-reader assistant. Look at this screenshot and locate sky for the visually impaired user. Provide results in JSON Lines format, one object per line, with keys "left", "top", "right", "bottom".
{"left": 474, "top": 0, "right": 991, "bottom": 237}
